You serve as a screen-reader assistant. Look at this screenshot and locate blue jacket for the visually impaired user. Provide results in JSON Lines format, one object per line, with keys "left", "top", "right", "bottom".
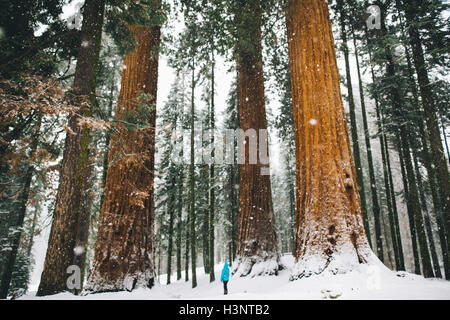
{"left": 220, "top": 262, "right": 230, "bottom": 282}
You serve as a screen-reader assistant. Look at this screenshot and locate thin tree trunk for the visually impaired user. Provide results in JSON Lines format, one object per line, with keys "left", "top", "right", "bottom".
{"left": 353, "top": 28, "right": 401, "bottom": 266}
{"left": 167, "top": 173, "right": 176, "bottom": 285}
{"left": 37, "top": 0, "right": 105, "bottom": 296}
{"left": 364, "top": 35, "right": 405, "bottom": 270}
{"left": 337, "top": 0, "right": 373, "bottom": 252}
{"left": 412, "top": 148, "right": 442, "bottom": 278}
{"left": 189, "top": 58, "right": 197, "bottom": 288}
{"left": 399, "top": 132, "right": 433, "bottom": 278}
{"left": 286, "top": 0, "right": 373, "bottom": 279}
{"left": 441, "top": 119, "right": 450, "bottom": 165}
{"left": 397, "top": 4, "right": 450, "bottom": 278}
{"left": 402, "top": 1, "right": 450, "bottom": 243}
{"left": 176, "top": 167, "right": 183, "bottom": 281}
{"left": 209, "top": 48, "right": 216, "bottom": 282}
{"left": 185, "top": 204, "right": 190, "bottom": 282}
{"left": 397, "top": 138, "right": 421, "bottom": 274}
{"left": 177, "top": 79, "right": 185, "bottom": 281}
{"left": 85, "top": 24, "right": 161, "bottom": 292}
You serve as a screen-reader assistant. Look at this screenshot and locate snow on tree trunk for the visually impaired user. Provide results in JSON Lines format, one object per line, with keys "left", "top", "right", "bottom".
{"left": 84, "top": 25, "right": 160, "bottom": 293}
{"left": 286, "top": 0, "right": 376, "bottom": 279}
{"left": 233, "top": 2, "right": 280, "bottom": 277}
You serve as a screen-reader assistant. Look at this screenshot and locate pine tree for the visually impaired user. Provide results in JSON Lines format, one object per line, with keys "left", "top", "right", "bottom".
{"left": 401, "top": 0, "right": 450, "bottom": 255}
{"left": 334, "top": 0, "right": 375, "bottom": 254}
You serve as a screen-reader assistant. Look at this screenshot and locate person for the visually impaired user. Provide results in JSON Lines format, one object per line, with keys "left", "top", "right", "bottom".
{"left": 220, "top": 262, "right": 230, "bottom": 295}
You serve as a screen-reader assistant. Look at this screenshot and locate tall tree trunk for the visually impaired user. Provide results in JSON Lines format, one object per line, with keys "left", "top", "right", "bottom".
{"left": 363, "top": 31, "right": 405, "bottom": 270}
{"left": 412, "top": 148, "right": 442, "bottom": 278}
{"left": 398, "top": 133, "right": 433, "bottom": 278}
{"left": 402, "top": 1, "right": 450, "bottom": 242}
{"left": 176, "top": 166, "right": 183, "bottom": 280}
{"left": 202, "top": 206, "right": 210, "bottom": 274}
{"left": 37, "top": 0, "right": 105, "bottom": 296}
{"left": 209, "top": 47, "right": 216, "bottom": 282}
{"left": 352, "top": 28, "right": 392, "bottom": 265}
{"left": 396, "top": 2, "right": 450, "bottom": 279}
{"left": 189, "top": 58, "right": 197, "bottom": 288}
{"left": 234, "top": 1, "right": 279, "bottom": 276}
{"left": 337, "top": 0, "right": 373, "bottom": 252}
{"left": 85, "top": 24, "right": 161, "bottom": 292}
{"left": 397, "top": 138, "right": 421, "bottom": 275}
{"left": 377, "top": 7, "right": 434, "bottom": 278}
{"left": 166, "top": 173, "right": 176, "bottom": 285}
{"left": 177, "top": 80, "right": 185, "bottom": 281}
{"left": 286, "top": 0, "right": 374, "bottom": 279}
{"left": 185, "top": 205, "right": 190, "bottom": 282}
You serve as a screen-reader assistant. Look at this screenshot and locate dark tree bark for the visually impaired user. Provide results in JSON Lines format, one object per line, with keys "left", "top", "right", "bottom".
{"left": 363, "top": 28, "right": 405, "bottom": 270}
{"left": 337, "top": 0, "right": 373, "bottom": 252}
{"left": 412, "top": 148, "right": 442, "bottom": 278}
{"left": 185, "top": 205, "right": 190, "bottom": 282}
{"left": 396, "top": 1, "right": 449, "bottom": 279}
{"left": 189, "top": 56, "right": 197, "bottom": 288}
{"left": 37, "top": 0, "right": 105, "bottom": 296}
{"left": 398, "top": 133, "right": 433, "bottom": 278}
{"left": 397, "top": 137, "right": 421, "bottom": 275}
{"left": 209, "top": 48, "right": 216, "bottom": 282}
{"left": 402, "top": 1, "right": 450, "bottom": 244}
{"left": 166, "top": 173, "right": 176, "bottom": 285}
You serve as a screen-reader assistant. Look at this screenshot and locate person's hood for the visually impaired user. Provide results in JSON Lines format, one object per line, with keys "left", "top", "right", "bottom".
{"left": 224, "top": 262, "right": 229, "bottom": 269}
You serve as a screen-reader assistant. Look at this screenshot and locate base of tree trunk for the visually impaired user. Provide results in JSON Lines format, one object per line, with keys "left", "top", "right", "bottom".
{"left": 84, "top": 271, "right": 154, "bottom": 294}
{"left": 232, "top": 254, "right": 280, "bottom": 278}
{"left": 290, "top": 243, "right": 379, "bottom": 281}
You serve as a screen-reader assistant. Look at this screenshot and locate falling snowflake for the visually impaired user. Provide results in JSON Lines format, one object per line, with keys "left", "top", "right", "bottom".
{"left": 73, "top": 246, "right": 84, "bottom": 256}
{"left": 309, "top": 119, "right": 318, "bottom": 125}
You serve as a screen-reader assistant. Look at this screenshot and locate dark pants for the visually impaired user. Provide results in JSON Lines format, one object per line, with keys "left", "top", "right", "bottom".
{"left": 223, "top": 281, "right": 228, "bottom": 294}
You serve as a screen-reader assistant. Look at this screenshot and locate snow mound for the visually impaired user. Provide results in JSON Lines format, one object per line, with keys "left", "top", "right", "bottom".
{"left": 232, "top": 255, "right": 280, "bottom": 277}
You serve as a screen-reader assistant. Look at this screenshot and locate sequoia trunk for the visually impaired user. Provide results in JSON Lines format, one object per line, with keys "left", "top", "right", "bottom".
{"left": 233, "top": 1, "right": 279, "bottom": 277}
{"left": 37, "top": 0, "right": 105, "bottom": 296}
{"left": 286, "top": 0, "right": 374, "bottom": 279}
{"left": 85, "top": 24, "right": 160, "bottom": 292}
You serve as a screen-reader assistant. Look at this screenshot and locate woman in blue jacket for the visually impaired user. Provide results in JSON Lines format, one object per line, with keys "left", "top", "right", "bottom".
{"left": 220, "top": 262, "right": 230, "bottom": 295}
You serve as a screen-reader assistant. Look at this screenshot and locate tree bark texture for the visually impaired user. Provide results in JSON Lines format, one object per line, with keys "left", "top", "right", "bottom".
{"left": 286, "top": 0, "right": 375, "bottom": 279}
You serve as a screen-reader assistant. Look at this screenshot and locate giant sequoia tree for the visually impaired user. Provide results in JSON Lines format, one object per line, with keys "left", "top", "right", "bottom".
{"left": 231, "top": 0, "right": 280, "bottom": 277}
{"left": 85, "top": 18, "right": 162, "bottom": 292}
{"left": 37, "top": 0, "right": 106, "bottom": 296}
{"left": 286, "top": 0, "right": 376, "bottom": 279}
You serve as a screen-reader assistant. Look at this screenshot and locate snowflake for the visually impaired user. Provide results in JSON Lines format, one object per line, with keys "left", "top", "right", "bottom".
{"left": 73, "top": 246, "right": 84, "bottom": 256}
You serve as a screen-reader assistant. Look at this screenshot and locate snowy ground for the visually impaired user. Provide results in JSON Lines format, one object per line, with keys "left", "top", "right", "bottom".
{"left": 19, "top": 255, "right": 450, "bottom": 300}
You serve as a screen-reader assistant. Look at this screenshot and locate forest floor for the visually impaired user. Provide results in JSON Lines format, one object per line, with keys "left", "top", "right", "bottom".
{"left": 20, "top": 255, "right": 450, "bottom": 300}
